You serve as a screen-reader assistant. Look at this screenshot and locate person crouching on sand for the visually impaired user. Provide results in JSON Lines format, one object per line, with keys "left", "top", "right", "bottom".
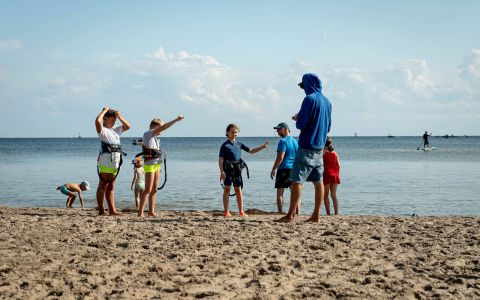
{"left": 57, "top": 181, "right": 90, "bottom": 208}
{"left": 95, "top": 107, "right": 131, "bottom": 216}
{"left": 137, "top": 115, "right": 184, "bottom": 217}
{"left": 219, "top": 124, "right": 269, "bottom": 217}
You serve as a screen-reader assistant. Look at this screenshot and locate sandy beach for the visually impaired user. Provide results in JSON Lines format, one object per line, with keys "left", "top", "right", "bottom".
{"left": 0, "top": 207, "right": 479, "bottom": 299}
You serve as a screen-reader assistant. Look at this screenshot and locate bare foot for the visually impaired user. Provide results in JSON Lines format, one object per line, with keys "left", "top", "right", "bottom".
{"left": 148, "top": 213, "right": 158, "bottom": 217}
{"left": 138, "top": 213, "right": 144, "bottom": 217}
{"left": 276, "top": 216, "right": 295, "bottom": 223}
{"left": 305, "top": 217, "right": 320, "bottom": 223}
{"left": 109, "top": 211, "right": 123, "bottom": 216}
{"left": 239, "top": 211, "right": 248, "bottom": 217}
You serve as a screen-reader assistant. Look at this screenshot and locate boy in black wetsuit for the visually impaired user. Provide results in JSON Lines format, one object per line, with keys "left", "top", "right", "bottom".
{"left": 218, "top": 124, "right": 268, "bottom": 217}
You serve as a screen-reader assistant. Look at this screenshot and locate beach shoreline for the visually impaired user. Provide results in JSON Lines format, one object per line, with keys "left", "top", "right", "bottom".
{"left": 0, "top": 207, "right": 478, "bottom": 299}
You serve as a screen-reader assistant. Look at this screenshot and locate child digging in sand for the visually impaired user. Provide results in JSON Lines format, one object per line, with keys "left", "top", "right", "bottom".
{"left": 219, "top": 124, "right": 269, "bottom": 217}
{"left": 56, "top": 181, "right": 90, "bottom": 208}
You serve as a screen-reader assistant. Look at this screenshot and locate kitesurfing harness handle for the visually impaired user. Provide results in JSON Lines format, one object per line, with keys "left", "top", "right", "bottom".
{"left": 157, "top": 154, "right": 167, "bottom": 190}
{"left": 97, "top": 142, "right": 127, "bottom": 183}
{"left": 135, "top": 147, "right": 167, "bottom": 190}
{"left": 220, "top": 159, "right": 249, "bottom": 197}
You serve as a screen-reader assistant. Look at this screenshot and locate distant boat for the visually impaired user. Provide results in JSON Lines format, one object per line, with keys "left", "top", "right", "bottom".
{"left": 132, "top": 139, "right": 143, "bottom": 146}
{"left": 78, "top": 132, "right": 81, "bottom": 138}
{"left": 387, "top": 133, "right": 398, "bottom": 139}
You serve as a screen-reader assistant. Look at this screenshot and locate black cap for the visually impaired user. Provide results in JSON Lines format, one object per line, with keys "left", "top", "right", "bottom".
{"left": 273, "top": 122, "right": 289, "bottom": 130}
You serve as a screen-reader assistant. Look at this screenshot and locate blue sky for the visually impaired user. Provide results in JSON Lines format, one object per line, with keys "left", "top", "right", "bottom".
{"left": 1, "top": 1, "right": 479, "bottom": 137}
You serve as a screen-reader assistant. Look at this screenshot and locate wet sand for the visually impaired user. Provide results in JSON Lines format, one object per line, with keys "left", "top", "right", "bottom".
{"left": 0, "top": 207, "right": 479, "bottom": 299}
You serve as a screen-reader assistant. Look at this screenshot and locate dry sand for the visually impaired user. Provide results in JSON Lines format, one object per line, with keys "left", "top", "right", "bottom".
{"left": 0, "top": 207, "right": 479, "bottom": 299}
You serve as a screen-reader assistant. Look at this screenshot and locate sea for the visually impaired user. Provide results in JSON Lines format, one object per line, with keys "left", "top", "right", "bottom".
{"left": 0, "top": 136, "right": 479, "bottom": 216}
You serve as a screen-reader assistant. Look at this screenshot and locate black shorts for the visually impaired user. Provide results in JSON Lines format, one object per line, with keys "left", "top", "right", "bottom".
{"left": 224, "top": 173, "right": 243, "bottom": 188}
{"left": 275, "top": 168, "right": 292, "bottom": 189}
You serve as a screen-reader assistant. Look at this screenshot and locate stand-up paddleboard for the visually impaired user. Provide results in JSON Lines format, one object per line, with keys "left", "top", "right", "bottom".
{"left": 421, "top": 147, "right": 436, "bottom": 151}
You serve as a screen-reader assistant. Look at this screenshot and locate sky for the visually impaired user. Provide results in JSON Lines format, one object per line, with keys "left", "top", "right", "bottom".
{"left": 1, "top": 0, "right": 479, "bottom": 137}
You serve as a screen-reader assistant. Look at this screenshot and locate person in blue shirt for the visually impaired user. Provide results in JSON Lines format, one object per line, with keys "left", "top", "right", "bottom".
{"left": 219, "top": 124, "right": 269, "bottom": 217}
{"left": 270, "top": 122, "right": 299, "bottom": 213}
{"left": 278, "top": 73, "right": 332, "bottom": 223}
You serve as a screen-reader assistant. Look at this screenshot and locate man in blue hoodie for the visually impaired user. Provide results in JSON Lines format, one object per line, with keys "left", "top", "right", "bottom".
{"left": 278, "top": 73, "right": 332, "bottom": 223}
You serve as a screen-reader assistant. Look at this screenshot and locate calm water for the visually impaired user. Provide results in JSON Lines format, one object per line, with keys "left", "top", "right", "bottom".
{"left": 0, "top": 136, "right": 479, "bottom": 216}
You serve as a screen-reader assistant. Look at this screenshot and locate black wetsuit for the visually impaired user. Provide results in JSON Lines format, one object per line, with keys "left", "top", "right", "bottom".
{"left": 423, "top": 133, "right": 430, "bottom": 148}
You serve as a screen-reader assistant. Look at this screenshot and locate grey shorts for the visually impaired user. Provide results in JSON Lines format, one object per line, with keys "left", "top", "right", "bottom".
{"left": 289, "top": 148, "right": 323, "bottom": 184}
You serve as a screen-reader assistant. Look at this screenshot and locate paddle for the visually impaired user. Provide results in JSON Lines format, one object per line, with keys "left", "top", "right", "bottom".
{"left": 416, "top": 141, "right": 423, "bottom": 150}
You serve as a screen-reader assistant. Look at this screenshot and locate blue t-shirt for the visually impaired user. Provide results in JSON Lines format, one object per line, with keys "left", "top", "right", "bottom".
{"left": 277, "top": 136, "right": 299, "bottom": 170}
{"left": 219, "top": 140, "right": 251, "bottom": 162}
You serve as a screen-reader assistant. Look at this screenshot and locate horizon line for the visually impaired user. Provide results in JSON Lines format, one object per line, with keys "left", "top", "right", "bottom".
{"left": 0, "top": 134, "right": 477, "bottom": 139}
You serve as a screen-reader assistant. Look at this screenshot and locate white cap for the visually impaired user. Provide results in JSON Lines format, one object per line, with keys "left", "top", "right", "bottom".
{"left": 81, "top": 181, "right": 90, "bottom": 190}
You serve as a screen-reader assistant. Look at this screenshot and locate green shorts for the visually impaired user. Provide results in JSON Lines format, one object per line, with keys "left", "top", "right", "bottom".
{"left": 59, "top": 186, "right": 71, "bottom": 196}
{"left": 144, "top": 164, "right": 161, "bottom": 173}
{"left": 98, "top": 165, "right": 119, "bottom": 175}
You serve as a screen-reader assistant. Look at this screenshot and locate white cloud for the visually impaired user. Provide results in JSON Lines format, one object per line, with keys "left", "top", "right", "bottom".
{"left": 28, "top": 64, "right": 113, "bottom": 113}
{"left": 395, "top": 59, "right": 432, "bottom": 94}
{"left": 50, "top": 66, "right": 112, "bottom": 93}
{"left": 460, "top": 48, "right": 480, "bottom": 79}
{"left": 457, "top": 48, "right": 480, "bottom": 102}
{"left": 129, "top": 47, "right": 281, "bottom": 114}
{"left": 2, "top": 46, "right": 479, "bottom": 136}
{"left": 20, "top": 46, "right": 283, "bottom": 135}
{"left": 288, "top": 50, "right": 480, "bottom": 135}
{"left": 0, "top": 39, "right": 23, "bottom": 50}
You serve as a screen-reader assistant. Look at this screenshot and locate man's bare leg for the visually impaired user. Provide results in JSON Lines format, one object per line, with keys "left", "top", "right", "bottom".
{"left": 306, "top": 181, "right": 324, "bottom": 222}
{"left": 277, "top": 182, "right": 302, "bottom": 222}
{"left": 276, "top": 188, "right": 284, "bottom": 213}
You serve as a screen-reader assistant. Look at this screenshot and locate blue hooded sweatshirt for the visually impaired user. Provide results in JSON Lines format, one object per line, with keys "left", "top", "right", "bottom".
{"left": 296, "top": 73, "right": 332, "bottom": 150}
